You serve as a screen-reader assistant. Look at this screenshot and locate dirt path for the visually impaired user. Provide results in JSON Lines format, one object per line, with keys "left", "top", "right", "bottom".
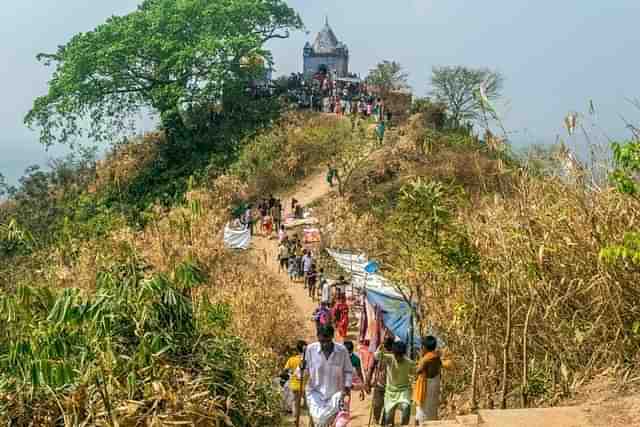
{"left": 252, "top": 171, "right": 374, "bottom": 427}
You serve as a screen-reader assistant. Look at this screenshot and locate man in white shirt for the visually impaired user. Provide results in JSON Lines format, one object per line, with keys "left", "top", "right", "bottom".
{"left": 304, "top": 325, "right": 353, "bottom": 427}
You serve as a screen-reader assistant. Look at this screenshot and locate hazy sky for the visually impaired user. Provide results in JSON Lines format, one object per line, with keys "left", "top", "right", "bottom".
{"left": 1, "top": 0, "right": 639, "bottom": 184}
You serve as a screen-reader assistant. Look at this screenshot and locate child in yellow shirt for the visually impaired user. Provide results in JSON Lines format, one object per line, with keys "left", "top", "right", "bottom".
{"left": 283, "top": 340, "right": 307, "bottom": 417}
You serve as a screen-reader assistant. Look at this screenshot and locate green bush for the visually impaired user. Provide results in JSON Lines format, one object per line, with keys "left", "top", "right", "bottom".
{"left": 232, "top": 113, "right": 348, "bottom": 193}
{"left": 0, "top": 258, "right": 283, "bottom": 426}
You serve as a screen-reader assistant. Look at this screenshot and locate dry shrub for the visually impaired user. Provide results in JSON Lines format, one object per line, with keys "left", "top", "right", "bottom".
{"left": 316, "top": 194, "right": 386, "bottom": 257}
{"left": 346, "top": 136, "right": 513, "bottom": 215}
{"left": 414, "top": 146, "right": 512, "bottom": 196}
{"left": 95, "top": 132, "right": 164, "bottom": 191}
{"left": 317, "top": 135, "right": 640, "bottom": 410}
{"left": 384, "top": 92, "right": 413, "bottom": 125}
{"left": 43, "top": 151, "right": 303, "bottom": 363}
{"left": 10, "top": 222, "right": 140, "bottom": 293}
{"left": 456, "top": 176, "right": 640, "bottom": 403}
{"left": 130, "top": 172, "right": 303, "bottom": 359}
{"left": 3, "top": 170, "right": 301, "bottom": 424}
{"left": 203, "top": 250, "right": 305, "bottom": 358}
{"left": 3, "top": 362, "right": 280, "bottom": 426}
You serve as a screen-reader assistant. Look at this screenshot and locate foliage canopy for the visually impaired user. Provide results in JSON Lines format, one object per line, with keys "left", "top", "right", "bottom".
{"left": 430, "top": 65, "right": 503, "bottom": 127}
{"left": 365, "top": 60, "right": 410, "bottom": 97}
{"left": 25, "top": 0, "right": 302, "bottom": 147}
{"left": 610, "top": 139, "right": 640, "bottom": 197}
{"left": 600, "top": 139, "right": 640, "bottom": 268}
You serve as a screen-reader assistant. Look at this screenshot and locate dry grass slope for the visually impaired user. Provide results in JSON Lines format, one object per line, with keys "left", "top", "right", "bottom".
{"left": 316, "top": 122, "right": 640, "bottom": 413}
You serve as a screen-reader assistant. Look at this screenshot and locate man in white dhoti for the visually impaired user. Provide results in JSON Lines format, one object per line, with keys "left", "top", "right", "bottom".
{"left": 304, "top": 324, "right": 354, "bottom": 427}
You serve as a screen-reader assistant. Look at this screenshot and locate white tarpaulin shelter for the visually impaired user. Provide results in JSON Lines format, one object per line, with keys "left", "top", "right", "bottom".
{"left": 224, "top": 223, "right": 251, "bottom": 250}
{"left": 326, "top": 249, "right": 404, "bottom": 298}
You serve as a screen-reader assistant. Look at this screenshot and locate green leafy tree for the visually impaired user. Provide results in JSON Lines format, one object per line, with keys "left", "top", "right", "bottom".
{"left": 25, "top": 0, "right": 302, "bottom": 148}
{"left": 601, "top": 138, "right": 640, "bottom": 341}
{"left": 365, "top": 60, "right": 410, "bottom": 98}
{"left": 610, "top": 139, "right": 640, "bottom": 197}
{"left": 0, "top": 150, "right": 101, "bottom": 260}
{"left": 600, "top": 139, "right": 640, "bottom": 268}
{"left": 430, "top": 65, "right": 503, "bottom": 127}
{"left": 384, "top": 178, "right": 483, "bottom": 402}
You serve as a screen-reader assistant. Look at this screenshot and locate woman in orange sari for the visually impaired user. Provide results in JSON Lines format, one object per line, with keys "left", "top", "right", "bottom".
{"left": 413, "top": 335, "right": 453, "bottom": 423}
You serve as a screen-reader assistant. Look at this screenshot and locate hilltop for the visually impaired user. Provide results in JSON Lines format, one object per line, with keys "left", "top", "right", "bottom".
{"left": 1, "top": 0, "right": 639, "bottom": 423}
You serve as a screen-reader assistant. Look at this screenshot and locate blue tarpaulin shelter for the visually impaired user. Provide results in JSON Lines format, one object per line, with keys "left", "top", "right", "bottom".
{"left": 327, "top": 249, "right": 447, "bottom": 353}
{"left": 327, "top": 249, "right": 422, "bottom": 351}
{"left": 365, "top": 287, "right": 421, "bottom": 352}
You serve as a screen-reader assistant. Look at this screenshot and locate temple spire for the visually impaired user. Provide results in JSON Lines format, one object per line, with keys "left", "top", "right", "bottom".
{"left": 325, "top": 15, "right": 329, "bottom": 26}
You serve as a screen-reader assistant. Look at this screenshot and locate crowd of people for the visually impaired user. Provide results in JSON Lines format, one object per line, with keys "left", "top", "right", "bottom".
{"left": 272, "top": 199, "right": 454, "bottom": 426}
{"left": 238, "top": 145, "right": 453, "bottom": 426}
{"left": 240, "top": 194, "right": 293, "bottom": 238}
{"left": 321, "top": 93, "right": 390, "bottom": 122}
{"left": 283, "top": 70, "right": 393, "bottom": 146}
{"left": 281, "top": 327, "right": 453, "bottom": 426}
{"left": 332, "top": 95, "right": 390, "bottom": 144}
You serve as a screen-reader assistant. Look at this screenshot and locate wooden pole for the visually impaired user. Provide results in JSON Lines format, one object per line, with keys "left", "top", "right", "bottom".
{"left": 367, "top": 352, "right": 384, "bottom": 427}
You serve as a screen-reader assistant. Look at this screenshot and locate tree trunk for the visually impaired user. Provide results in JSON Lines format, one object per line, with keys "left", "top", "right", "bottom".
{"left": 336, "top": 173, "right": 345, "bottom": 197}
{"left": 471, "top": 335, "right": 479, "bottom": 411}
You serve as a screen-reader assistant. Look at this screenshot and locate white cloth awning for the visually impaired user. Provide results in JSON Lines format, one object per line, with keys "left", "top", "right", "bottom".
{"left": 224, "top": 223, "right": 251, "bottom": 250}
{"left": 326, "top": 249, "right": 405, "bottom": 298}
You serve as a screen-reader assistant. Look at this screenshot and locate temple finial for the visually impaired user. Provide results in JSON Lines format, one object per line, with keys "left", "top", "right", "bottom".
{"left": 325, "top": 15, "right": 329, "bottom": 26}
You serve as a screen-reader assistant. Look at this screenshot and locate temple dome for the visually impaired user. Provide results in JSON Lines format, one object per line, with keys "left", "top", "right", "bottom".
{"left": 303, "top": 17, "right": 349, "bottom": 77}
{"left": 312, "top": 20, "right": 340, "bottom": 54}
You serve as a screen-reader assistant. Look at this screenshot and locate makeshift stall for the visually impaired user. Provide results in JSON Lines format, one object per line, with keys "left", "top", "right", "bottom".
{"left": 283, "top": 211, "right": 322, "bottom": 253}
{"left": 303, "top": 227, "right": 321, "bottom": 244}
{"left": 327, "top": 249, "right": 428, "bottom": 365}
{"left": 326, "top": 249, "right": 400, "bottom": 297}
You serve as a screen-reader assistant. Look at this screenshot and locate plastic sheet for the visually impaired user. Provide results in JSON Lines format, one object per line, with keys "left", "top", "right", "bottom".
{"left": 223, "top": 223, "right": 251, "bottom": 250}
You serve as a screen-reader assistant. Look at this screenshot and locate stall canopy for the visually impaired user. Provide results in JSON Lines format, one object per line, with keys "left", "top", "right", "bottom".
{"left": 335, "top": 77, "right": 362, "bottom": 84}
{"left": 326, "top": 249, "right": 404, "bottom": 297}
{"left": 327, "top": 250, "right": 447, "bottom": 352}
